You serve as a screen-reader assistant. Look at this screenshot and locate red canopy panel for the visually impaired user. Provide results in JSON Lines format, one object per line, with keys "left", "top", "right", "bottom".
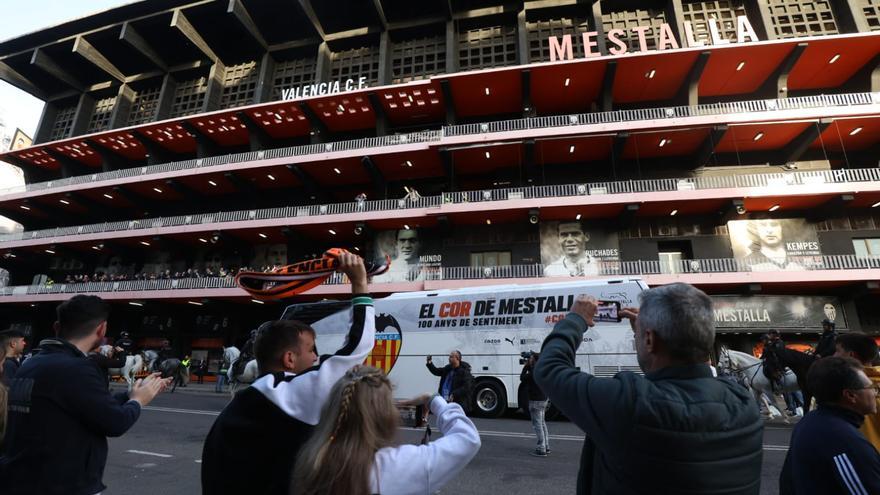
{"left": 450, "top": 142, "right": 523, "bottom": 176}
{"left": 49, "top": 141, "right": 103, "bottom": 168}
{"left": 530, "top": 60, "right": 607, "bottom": 115}
{"left": 175, "top": 173, "right": 241, "bottom": 196}
{"left": 448, "top": 69, "right": 522, "bottom": 118}
{"left": 635, "top": 198, "right": 730, "bottom": 217}
{"left": 613, "top": 50, "right": 700, "bottom": 103}
{"left": 699, "top": 43, "right": 795, "bottom": 97}
{"left": 536, "top": 204, "right": 628, "bottom": 221}
{"left": 307, "top": 95, "right": 377, "bottom": 133}
{"left": 744, "top": 194, "right": 838, "bottom": 212}
{"left": 139, "top": 123, "right": 197, "bottom": 154}
{"left": 93, "top": 131, "right": 147, "bottom": 161}
{"left": 298, "top": 156, "right": 371, "bottom": 186}
{"left": 234, "top": 166, "right": 301, "bottom": 190}
{"left": 714, "top": 122, "right": 812, "bottom": 153}
{"left": 189, "top": 114, "right": 250, "bottom": 148}
{"left": 377, "top": 81, "right": 446, "bottom": 126}
{"left": 622, "top": 127, "right": 710, "bottom": 159}
{"left": 535, "top": 135, "right": 613, "bottom": 164}
{"left": 788, "top": 35, "right": 880, "bottom": 91}
{"left": 244, "top": 103, "right": 311, "bottom": 140}
{"left": 371, "top": 150, "right": 445, "bottom": 181}
{"left": 9, "top": 147, "right": 59, "bottom": 170}
{"left": 811, "top": 117, "right": 880, "bottom": 152}
{"left": 125, "top": 180, "right": 185, "bottom": 201}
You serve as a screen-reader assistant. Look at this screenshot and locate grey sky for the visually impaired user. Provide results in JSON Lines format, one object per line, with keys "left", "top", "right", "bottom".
{"left": 0, "top": 0, "right": 134, "bottom": 137}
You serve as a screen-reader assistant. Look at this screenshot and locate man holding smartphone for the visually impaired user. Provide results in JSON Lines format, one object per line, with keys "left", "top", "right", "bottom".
{"left": 534, "top": 283, "right": 763, "bottom": 494}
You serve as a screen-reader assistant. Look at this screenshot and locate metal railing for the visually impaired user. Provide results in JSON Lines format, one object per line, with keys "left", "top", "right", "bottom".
{"left": 2, "top": 91, "right": 878, "bottom": 196}
{"left": 443, "top": 92, "right": 879, "bottom": 135}
{"left": 1, "top": 166, "right": 879, "bottom": 244}
{"left": 5, "top": 254, "right": 879, "bottom": 297}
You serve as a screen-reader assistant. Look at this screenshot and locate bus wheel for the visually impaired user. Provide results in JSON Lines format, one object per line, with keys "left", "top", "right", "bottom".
{"left": 473, "top": 379, "right": 506, "bottom": 418}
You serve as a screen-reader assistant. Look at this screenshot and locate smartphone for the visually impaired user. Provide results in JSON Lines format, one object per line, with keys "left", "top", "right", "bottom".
{"left": 595, "top": 300, "right": 622, "bottom": 323}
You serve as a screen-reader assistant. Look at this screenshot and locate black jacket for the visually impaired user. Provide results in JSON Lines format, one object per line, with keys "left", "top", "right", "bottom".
{"left": 201, "top": 296, "right": 376, "bottom": 495}
{"left": 535, "top": 313, "right": 764, "bottom": 495}
{"left": 520, "top": 363, "right": 546, "bottom": 401}
{"left": 1, "top": 356, "right": 20, "bottom": 385}
{"left": 427, "top": 361, "right": 474, "bottom": 413}
{"left": 1, "top": 338, "right": 141, "bottom": 495}
{"left": 116, "top": 337, "right": 135, "bottom": 355}
{"left": 815, "top": 330, "right": 838, "bottom": 358}
{"left": 780, "top": 405, "right": 880, "bottom": 495}
{"left": 202, "top": 384, "right": 314, "bottom": 495}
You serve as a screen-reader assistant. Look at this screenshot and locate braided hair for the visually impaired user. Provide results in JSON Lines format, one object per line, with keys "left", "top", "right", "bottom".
{"left": 293, "top": 365, "right": 399, "bottom": 495}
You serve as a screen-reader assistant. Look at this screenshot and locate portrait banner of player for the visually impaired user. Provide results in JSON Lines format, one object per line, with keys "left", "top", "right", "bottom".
{"left": 371, "top": 227, "right": 442, "bottom": 283}
{"left": 727, "top": 218, "right": 823, "bottom": 271}
{"left": 539, "top": 221, "right": 620, "bottom": 277}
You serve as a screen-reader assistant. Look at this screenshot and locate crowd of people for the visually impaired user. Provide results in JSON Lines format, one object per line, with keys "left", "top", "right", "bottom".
{"left": 0, "top": 254, "right": 879, "bottom": 494}
{"left": 60, "top": 265, "right": 284, "bottom": 284}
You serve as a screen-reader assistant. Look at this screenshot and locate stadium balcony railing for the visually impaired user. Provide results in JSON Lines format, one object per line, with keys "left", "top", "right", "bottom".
{"left": 0, "top": 165, "right": 878, "bottom": 243}
{"left": 4, "top": 254, "right": 879, "bottom": 296}
{"left": 1, "top": 91, "right": 877, "bottom": 196}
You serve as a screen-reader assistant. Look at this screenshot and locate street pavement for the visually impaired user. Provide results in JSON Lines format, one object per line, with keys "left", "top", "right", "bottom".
{"left": 105, "top": 384, "right": 793, "bottom": 494}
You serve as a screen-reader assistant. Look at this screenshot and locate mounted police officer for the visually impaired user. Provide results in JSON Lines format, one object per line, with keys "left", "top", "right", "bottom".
{"left": 116, "top": 331, "right": 135, "bottom": 355}
{"left": 761, "top": 330, "right": 786, "bottom": 393}
{"left": 815, "top": 318, "right": 838, "bottom": 358}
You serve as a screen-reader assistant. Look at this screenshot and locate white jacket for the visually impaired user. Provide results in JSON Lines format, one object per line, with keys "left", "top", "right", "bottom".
{"left": 370, "top": 396, "right": 481, "bottom": 494}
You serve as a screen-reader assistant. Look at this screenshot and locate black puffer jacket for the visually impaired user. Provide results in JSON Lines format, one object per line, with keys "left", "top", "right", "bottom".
{"left": 535, "top": 314, "right": 764, "bottom": 495}
{"left": 426, "top": 360, "right": 474, "bottom": 414}
{"left": 815, "top": 329, "right": 838, "bottom": 358}
{"left": 1, "top": 338, "right": 141, "bottom": 495}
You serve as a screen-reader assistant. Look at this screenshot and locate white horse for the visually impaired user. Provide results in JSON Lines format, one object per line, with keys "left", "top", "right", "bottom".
{"left": 99, "top": 345, "right": 145, "bottom": 391}
{"left": 225, "top": 346, "right": 259, "bottom": 394}
{"left": 718, "top": 346, "right": 801, "bottom": 421}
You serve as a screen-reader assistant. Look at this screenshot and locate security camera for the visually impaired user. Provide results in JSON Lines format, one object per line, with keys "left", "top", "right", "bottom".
{"left": 528, "top": 208, "right": 540, "bottom": 225}
{"left": 354, "top": 223, "right": 365, "bottom": 236}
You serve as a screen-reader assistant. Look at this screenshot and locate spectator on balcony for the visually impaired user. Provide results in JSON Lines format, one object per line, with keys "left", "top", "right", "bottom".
{"left": 355, "top": 192, "right": 367, "bottom": 210}
{"left": 373, "top": 228, "right": 424, "bottom": 283}
{"left": 742, "top": 219, "right": 805, "bottom": 272}
{"left": 544, "top": 222, "right": 600, "bottom": 277}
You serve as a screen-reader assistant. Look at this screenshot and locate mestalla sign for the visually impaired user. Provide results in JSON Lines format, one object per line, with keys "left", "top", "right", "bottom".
{"left": 712, "top": 296, "right": 847, "bottom": 331}
{"left": 548, "top": 16, "right": 759, "bottom": 61}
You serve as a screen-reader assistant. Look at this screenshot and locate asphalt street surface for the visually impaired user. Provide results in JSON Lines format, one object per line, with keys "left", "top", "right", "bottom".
{"left": 105, "top": 385, "right": 792, "bottom": 495}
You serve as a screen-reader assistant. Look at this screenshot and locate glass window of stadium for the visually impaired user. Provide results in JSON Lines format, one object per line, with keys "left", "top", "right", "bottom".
{"left": 853, "top": 238, "right": 880, "bottom": 257}
{"left": 471, "top": 251, "right": 512, "bottom": 267}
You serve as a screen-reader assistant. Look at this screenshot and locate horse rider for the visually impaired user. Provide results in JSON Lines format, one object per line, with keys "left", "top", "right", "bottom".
{"left": 761, "top": 330, "right": 786, "bottom": 393}
{"left": 116, "top": 331, "right": 135, "bottom": 356}
{"left": 814, "top": 318, "right": 838, "bottom": 358}
{"left": 153, "top": 339, "right": 172, "bottom": 372}
{"left": 87, "top": 343, "right": 126, "bottom": 388}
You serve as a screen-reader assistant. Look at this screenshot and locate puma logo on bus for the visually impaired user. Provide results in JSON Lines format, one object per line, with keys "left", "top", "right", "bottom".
{"left": 366, "top": 313, "right": 403, "bottom": 374}
{"left": 504, "top": 337, "right": 515, "bottom": 345}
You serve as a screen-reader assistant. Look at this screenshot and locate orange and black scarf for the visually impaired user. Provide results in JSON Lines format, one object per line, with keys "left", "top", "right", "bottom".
{"left": 235, "top": 248, "right": 390, "bottom": 300}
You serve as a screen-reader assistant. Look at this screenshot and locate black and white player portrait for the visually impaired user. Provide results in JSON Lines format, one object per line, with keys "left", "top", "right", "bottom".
{"left": 727, "top": 218, "right": 822, "bottom": 272}
{"left": 372, "top": 228, "right": 441, "bottom": 283}
{"left": 540, "top": 221, "right": 619, "bottom": 277}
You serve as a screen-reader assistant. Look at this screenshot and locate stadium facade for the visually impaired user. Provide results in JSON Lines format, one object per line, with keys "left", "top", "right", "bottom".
{"left": 0, "top": 0, "right": 879, "bottom": 366}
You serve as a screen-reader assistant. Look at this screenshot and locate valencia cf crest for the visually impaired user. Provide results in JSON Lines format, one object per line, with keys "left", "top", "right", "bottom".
{"left": 366, "top": 313, "right": 402, "bottom": 374}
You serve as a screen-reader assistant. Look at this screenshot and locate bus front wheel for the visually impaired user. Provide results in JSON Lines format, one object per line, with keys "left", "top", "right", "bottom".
{"left": 473, "top": 379, "right": 506, "bottom": 418}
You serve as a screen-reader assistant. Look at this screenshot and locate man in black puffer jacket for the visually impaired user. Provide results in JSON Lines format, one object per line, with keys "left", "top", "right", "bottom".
{"left": 535, "top": 283, "right": 763, "bottom": 495}
{"left": 427, "top": 351, "right": 474, "bottom": 414}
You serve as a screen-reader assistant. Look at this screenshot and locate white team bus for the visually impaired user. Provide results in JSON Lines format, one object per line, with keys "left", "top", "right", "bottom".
{"left": 282, "top": 278, "right": 647, "bottom": 417}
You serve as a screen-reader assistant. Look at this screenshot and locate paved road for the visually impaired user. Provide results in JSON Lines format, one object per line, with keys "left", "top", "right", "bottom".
{"left": 105, "top": 389, "right": 792, "bottom": 494}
